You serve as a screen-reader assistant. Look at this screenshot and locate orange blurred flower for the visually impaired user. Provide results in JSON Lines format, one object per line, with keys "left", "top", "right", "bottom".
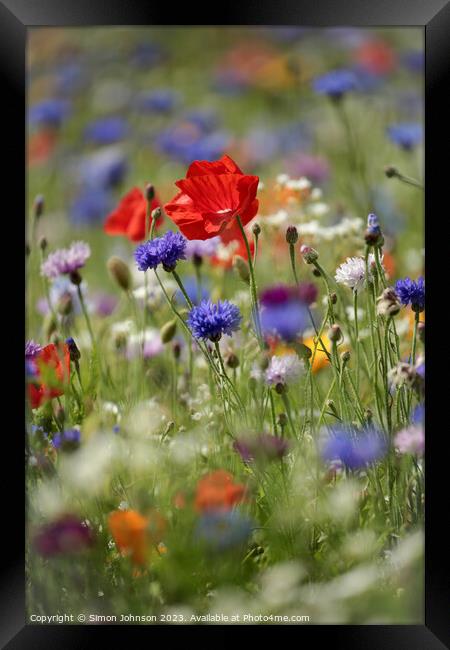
{"left": 303, "top": 334, "right": 332, "bottom": 373}
{"left": 108, "top": 509, "right": 167, "bottom": 566}
{"left": 195, "top": 470, "right": 247, "bottom": 512}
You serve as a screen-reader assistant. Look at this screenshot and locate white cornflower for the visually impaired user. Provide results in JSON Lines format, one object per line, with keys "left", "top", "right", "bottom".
{"left": 335, "top": 254, "right": 381, "bottom": 292}
{"left": 265, "top": 354, "right": 304, "bottom": 387}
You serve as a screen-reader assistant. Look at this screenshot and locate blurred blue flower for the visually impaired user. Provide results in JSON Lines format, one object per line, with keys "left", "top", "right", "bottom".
{"left": 260, "top": 285, "right": 310, "bottom": 342}
{"left": 412, "top": 404, "right": 424, "bottom": 425}
{"left": 155, "top": 125, "right": 230, "bottom": 164}
{"left": 77, "top": 146, "right": 128, "bottom": 190}
{"left": 176, "top": 276, "right": 210, "bottom": 306}
{"left": 312, "top": 69, "right": 359, "bottom": 100}
{"left": 29, "top": 99, "right": 71, "bottom": 128}
{"left": 195, "top": 510, "right": 253, "bottom": 551}
{"left": 55, "top": 62, "right": 85, "bottom": 95}
{"left": 402, "top": 50, "right": 424, "bottom": 74}
{"left": 130, "top": 42, "right": 166, "bottom": 68}
{"left": 183, "top": 108, "right": 219, "bottom": 133}
{"left": 321, "top": 425, "right": 387, "bottom": 470}
{"left": 84, "top": 117, "right": 129, "bottom": 145}
{"left": 136, "top": 89, "right": 181, "bottom": 114}
{"left": 387, "top": 123, "right": 423, "bottom": 150}
{"left": 69, "top": 187, "right": 113, "bottom": 227}
{"left": 52, "top": 428, "right": 81, "bottom": 451}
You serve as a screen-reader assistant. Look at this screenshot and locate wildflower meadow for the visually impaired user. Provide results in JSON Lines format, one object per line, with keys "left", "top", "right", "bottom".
{"left": 26, "top": 27, "right": 424, "bottom": 624}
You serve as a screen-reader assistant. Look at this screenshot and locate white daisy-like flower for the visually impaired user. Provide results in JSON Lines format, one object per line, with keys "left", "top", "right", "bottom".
{"left": 265, "top": 354, "right": 304, "bottom": 387}
{"left": 334, "top": 254, "right": 382, "bottom": 292}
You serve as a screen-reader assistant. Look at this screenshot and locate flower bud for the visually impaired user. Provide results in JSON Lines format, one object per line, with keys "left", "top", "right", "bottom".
{"left": 233, "top": 255, "right": 250, "bottom": 285}
{"left": 39, "top": 236, "right": 47, "bottom": 251}
{"left": 188, "top": 253, "right": 201, "bottom": 270}
{"left": 70, "top": 270, "right": 82, "bottom": 286}
{"left": 328, "top": 324, "right": 342, "bottom": 342}
{"left": 226, "top": 353, "right": 240, "bottom": 369}
{"left": 66, "top": 337, "right": 81, "bottom": 362}
{"left": 275, "top": 382, "right": 287, "bottom": 395}
{"left": 330, "top": 292, "right": 337, "bottom": 305}
{"left": 376, "top": 287, "right": 401, "bottom": 317}
{"left": 172, "top": 341, "right": 181, "bottom": 359}
{"left": 252, "top": 222, "right": 261, "bottom": 237}
{"left": 151, "top": 207, "right": 162, "bottom": 224}
{"left": 312, "top": 268, "right": 321, "bottom": 277}
{"left": 341, "top": 350, "right": 350, "bottom": 364}
{"left": 145, "top": 184, "right": 155, "bottom": 202}
{"left": 384, "top": 165, "right": 399, "bottom": 179}
{"left": 160, "top": 319, "right": 177, "bottom": 344}
{"left": 286, "top": 225, "right": 299, "bottom": 245}
{"left": 300, "top": 245, "right": 319, "bottom": 264}
{"left": 107, "top": 256, "right": 131, "bottom": 292}
{"left": 34, "top": 194, "right": 44, "bottom": 219}
{"left": 277, "top": 413, "right": 288, "bottom": 428}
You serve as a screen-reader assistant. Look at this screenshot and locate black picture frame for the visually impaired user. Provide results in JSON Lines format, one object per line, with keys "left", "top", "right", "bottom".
{"left": 3, "top": 1, "right": 449, "bottom": 646}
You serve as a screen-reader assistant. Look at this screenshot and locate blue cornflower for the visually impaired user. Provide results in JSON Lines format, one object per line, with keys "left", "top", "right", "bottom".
{"left": 367, "top": 213, "right": 381, "bottom": 235}
{"left": 25, "top": 340, "right": 42, "bottom": 360}
{"left": 195, "top": 510, "right": 253, "bottom": 551}
{"left": 312, "top": 69, "right": 358, "bottom": 100}
{"left": 29, "top": 99, "right": 70, "bottom": 128}
{"left": 187, "top": 300, "right": 242, "bottom": 342}
{"left": 321, "top": 425, "right": 387, "bottom": 470}
{"left": 84, "top": 117, "right": 128, "bottom": 145}
{"left": 52, "top": 428, "right": 81, "bottom": 451}
{"left": 387, "top": 123, "right": 423, "bottom": 150}
{"left": 134, "top": 231, "right": 187, "bottom": 272}
{"left": 395, "top": 276, "right": 425, "bottom": 312}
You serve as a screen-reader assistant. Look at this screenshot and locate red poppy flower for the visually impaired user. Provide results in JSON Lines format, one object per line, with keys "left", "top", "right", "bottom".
{"left": 355, "top": 40, "right": 396, "bottom": 75}
{"left": 104, "top": 187, "right": 162, "bottom": 242}
{"left": 28, "top": 343, "right": 70, "bottom": 409}
{"left": 164, "top": 155, "right": 259, "bottom": 240}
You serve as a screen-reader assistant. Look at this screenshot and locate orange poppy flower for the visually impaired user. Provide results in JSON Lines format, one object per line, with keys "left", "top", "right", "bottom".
{"left": 108, "top": 509, "right": 167, "bottom": 566}
{"left": 195, "top": 470, "right": 247, "bottom": 512}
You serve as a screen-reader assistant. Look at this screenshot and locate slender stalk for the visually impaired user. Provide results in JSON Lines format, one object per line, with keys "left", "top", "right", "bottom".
{"left": 235, "top": 214, "right": 263, "bottom": 346}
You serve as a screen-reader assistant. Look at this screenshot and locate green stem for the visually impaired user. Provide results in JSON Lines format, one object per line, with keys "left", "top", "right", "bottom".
{"left": 235, "top": 214, "right": 263, "bottom": 346}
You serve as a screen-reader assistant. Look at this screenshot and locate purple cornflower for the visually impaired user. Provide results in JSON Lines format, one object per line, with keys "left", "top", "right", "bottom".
{"left": 312, "top": 69, "right": 358, "bottom": 100}
{"left": 33, "top": 515, "right": 94, "bottom": 557}
{"left": 387, "top": 123, "right": 423, "bottom": 151}
{"left": 41, "top": 242, "right": 91, "bottom": 279}
{"left": 320, "top": 425, "right": 387, "bottom": 470}
{"left": 395, "top": 276, "right": 425, "bottom": 312}
{"left": 187, "top": 299, "right": 241, "bottom": 342}
{"left": 25, "top": 340, "right": 42, "bottom": 360}
{"left": 134, "top": 231, "right": 187, "bottom": 272}
{"left": 234, "top": 434, "right": 289, "bottom": 463}
{"left": 260, "top": 284, "right": 310, "bottom": 342}
{"left": 52, "top": 428, "right": 81, "bottom": 451}
{"left": 195, "top": 510, "right": 253, "bottom": 551}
